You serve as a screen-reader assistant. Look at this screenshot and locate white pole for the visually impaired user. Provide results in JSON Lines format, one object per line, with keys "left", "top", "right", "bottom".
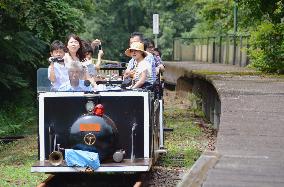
{"left": 155, "top": 34, "right": 158, "bottom": 48}
{"left": 153, "top": 14, "right": 159, "bottom": 48}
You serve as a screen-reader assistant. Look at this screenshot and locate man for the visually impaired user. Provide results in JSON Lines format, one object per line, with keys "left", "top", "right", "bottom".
{"left": 58, "top": 62, "right": 94, "bottom": 92}
{"left": 123, "top": 32, "right": 156, "bottom": 84}
{"left": 143, "top": 38, "right": 165, "bottom": 75}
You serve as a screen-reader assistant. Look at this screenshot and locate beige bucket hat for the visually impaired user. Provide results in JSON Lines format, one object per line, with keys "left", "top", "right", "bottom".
{"left": 125, "top": 42, "right": 147, "bottom": 57}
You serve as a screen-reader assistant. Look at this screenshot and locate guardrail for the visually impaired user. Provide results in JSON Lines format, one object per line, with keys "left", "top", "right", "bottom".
{"left": 173, "top": 35, "right": 250, "bottom": 67}
{"left": 95, "top": 60, "right": 126, "bottom": 78}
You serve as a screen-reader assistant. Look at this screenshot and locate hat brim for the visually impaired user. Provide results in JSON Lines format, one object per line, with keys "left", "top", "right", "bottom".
{"left": 125, "top": 48, "right": 147, "bottom": 57}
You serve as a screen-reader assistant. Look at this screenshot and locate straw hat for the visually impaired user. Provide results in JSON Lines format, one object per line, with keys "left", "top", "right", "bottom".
{"left": 125, "top": 42, "right": 147, "bottom": 57}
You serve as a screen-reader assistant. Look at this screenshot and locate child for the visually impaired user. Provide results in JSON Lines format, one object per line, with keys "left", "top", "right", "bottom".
{"left": 82, "top": 40, "right": 104, "bottom": 82}
{"left": 48, "top": 40, "right": 69, "bottom": 91}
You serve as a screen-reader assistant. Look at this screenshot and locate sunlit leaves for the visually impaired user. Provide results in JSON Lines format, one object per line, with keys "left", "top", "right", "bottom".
{"left": 248, "top": 21, "right": 284, "bottom": 73}
{"left": 0, "top": 0, "right": 92, "bottom": 97}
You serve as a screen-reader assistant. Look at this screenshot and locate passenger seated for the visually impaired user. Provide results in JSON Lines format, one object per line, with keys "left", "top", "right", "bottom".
{"left": 58, "top": 62, "right": 94, "bottom": 92}
{"left": 144, "top": 38, "right": 165, "bottom": 75}
{"left": 124, "top": 32, "right": 156, "bottom": 84}
{"left": 144, "top": 39, "right": 165, "bottom": 99}
{"left": 48, "top": 40, "right": 69, "bottom": 91}
{"left": 124, "top": 42, "right": 153, "bottom": 89}
{"left": 81, "top": 40, "right": 104, "bottom": 78}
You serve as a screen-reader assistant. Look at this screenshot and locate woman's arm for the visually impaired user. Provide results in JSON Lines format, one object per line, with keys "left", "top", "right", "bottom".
{"left": 132, "top": 70, "right": 147, "bottom": 89}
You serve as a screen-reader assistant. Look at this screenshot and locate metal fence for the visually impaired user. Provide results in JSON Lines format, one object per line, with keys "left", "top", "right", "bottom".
{"left": 173, "top": 35, "right": 250, "bottom": 67}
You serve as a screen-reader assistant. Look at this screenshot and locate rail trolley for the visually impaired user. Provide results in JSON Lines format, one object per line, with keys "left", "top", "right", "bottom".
{"left": 31, "top": 68, "right": 165, "bottom": 173}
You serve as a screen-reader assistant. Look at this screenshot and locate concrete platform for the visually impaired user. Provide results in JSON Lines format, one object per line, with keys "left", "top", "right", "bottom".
{"left": 164, "top": 61, "right": 284, "bottom": 187}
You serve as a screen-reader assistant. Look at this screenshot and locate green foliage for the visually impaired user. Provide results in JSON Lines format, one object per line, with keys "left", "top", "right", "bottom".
{"left": 0, "top": 0, "right": 94, "bottom": 105}
{"left": 0, "top": 103, "right": 36, "bottom": 136}
{"left": 239, "top": 0, "right": 284, "bottom": 25}
{"left": 81, "top": 0, "right": 196, "bottom": 61}
{"left": 0, "top": 31, "right": 47, "bottom": 90}
{"left": 248, "top": 22, "right": 284, "bottom": 73}
{"left": 179, "top": 0, "right": 234, "bottom": 37}
{"left": 180, "top": 0, "right": 284, "bottom": 73}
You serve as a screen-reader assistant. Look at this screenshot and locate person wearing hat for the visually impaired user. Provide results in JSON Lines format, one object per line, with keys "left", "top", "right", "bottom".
{"left": 125, "top": 42, "right": 153, "bottom": 89}
{"left": 124, "top": 32, "right": 156, "bottom": 83}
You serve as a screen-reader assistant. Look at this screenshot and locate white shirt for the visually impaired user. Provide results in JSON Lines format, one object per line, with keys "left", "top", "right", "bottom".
{"left": 127, "top": 52, "right": 156, "bottom": 83}
{"left": 133, "top": 59, "right": 153, "bottom": 84}
{"left": 48, "top": 62, "right": 69, "bottom": 90}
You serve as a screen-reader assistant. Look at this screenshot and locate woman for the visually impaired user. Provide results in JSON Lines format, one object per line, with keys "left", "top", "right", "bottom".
{"left": 64, "top": 34, "right": 94, "bottom": 84}
{"left": 143, "top": 38, "right": 165, "bottom": 75}
{"left": 125, "top": 42, "right": 153, "bottom": 89}
{"left": 64, "top": 34, "right": 85, "bottom": 67}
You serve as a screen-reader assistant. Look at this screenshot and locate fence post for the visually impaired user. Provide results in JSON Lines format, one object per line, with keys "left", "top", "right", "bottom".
{"left": 172, "top": 38, "right": 175, "bottom": 61}
{"left": 246, "top": 36, "right": 250, "bottom": 66}
{"left": 239, "top": 35, "right": 243, "bottom": 66}
{"left": 212, "top": 37, "right": 216, "bottom": 63}
{"left": 226, "top": 35, "right": 230, "bottom": 64}
{"left": 200, "top": 38, "right": 202, "bottom": 62}
{"left": 173, "top": 38, "right": 181, "bottom": 61}
{"left": 219, "top": 36, "right": 222, "bottom": 64}
{"left": 206, "top": 37, "right": 209, "bottom": 62}
{"left": 233, "top": 34, "right": 236, "bottom": 65}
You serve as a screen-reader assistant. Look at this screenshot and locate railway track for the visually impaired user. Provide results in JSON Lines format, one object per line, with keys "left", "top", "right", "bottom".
{"left": 37, "top": 173, "right": 146, "bottom": 187}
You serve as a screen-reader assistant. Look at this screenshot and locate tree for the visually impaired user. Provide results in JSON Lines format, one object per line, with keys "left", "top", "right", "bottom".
{"left": 239, "top": 0, "right": 284, "bottom": 73}
{"left": 0, "top": 0, "right": 94, "bottom": 102}
{"left": 81, "top": 0, "right": 196, "bottom": 60}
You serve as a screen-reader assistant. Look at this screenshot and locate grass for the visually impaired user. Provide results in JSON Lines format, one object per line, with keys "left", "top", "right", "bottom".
{"left": 158, "top": 91, "right": 214, "bottom": 168}
{"left": 158, "top": 108, "right": 202, "bottom": 168}
{"left": 0, "top": 134, "right": 47, "bottom": 186}
{"left": 0, "top": 102, "right": 46, "bottom": 186}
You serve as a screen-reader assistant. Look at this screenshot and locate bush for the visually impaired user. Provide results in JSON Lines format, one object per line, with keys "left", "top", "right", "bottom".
{"left": 248, "top": 22, "right": 284, "bottom": 73}
{"left": 0, "top": 104, "right": 36, "bottom": 137}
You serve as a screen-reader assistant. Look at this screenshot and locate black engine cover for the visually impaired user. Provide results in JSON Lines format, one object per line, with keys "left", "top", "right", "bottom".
{"left": 69, "top": 114, "right": 118, "bottom": 161}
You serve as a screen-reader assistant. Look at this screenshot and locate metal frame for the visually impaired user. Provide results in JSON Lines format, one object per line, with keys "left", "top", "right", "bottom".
{"left": 35, "top": 91, "right": 152, "bottom": 173}
{"left": 31, "top": 159, "right": 152, "bottom": 173}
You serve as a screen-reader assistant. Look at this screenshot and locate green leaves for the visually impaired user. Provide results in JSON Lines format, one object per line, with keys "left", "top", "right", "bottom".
{"left": 0, "top": 103, "right": 36, "bottom": 136}
{"left": 248, "top": 21, "right": 284, "bottom": 73}
{"left": 80, "top": 0, "right": 198, "bottom": 60}
{"left": 0, "top": 31, "right": 47, "bottom": 90}
{"left": 0, "top": 0, "right": 92, "bottom": 100}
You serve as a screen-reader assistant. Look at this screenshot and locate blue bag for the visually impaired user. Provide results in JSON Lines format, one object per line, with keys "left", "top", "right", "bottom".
{"left": 65, "top": 149, "right": 100, "bottom": 170}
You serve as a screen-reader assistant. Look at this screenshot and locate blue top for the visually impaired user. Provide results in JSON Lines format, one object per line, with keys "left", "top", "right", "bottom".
{"left": 58, "top": 80, "right": 93, "bottom": 92}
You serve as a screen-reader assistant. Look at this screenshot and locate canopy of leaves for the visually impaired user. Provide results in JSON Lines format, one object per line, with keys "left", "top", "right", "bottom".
{"left": 81, "top": 0, "right": 196, "bottom": 61}
{"left": 248, "top": 22, "right": 284, "bottom": 73}
{"left": 1, "top": 0, "right": 283, "bottom": 102}
{"left": 0, "top": 0, "right": 93, "bottom": 102}
{"left": 177, "top": 0, "right": 284, "bottom": 73}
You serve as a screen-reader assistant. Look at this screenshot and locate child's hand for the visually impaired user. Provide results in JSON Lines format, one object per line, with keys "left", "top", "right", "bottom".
{"left": 49, "top": 62, "right": 55, "bottom": 68}
{"left": 98, "top": 50, "right": 104, "bottom": 58}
